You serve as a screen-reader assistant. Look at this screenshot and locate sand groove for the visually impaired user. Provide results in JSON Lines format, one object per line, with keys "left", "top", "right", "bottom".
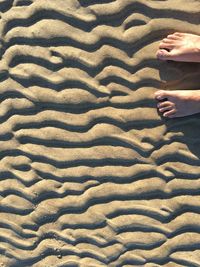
{"left": 0, "top": 0, "right": 200, "bottom": 266}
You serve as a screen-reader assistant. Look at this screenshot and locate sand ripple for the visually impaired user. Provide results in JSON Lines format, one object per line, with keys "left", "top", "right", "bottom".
{"left": 0, "top": 0, "right": 200, "bottom": 266}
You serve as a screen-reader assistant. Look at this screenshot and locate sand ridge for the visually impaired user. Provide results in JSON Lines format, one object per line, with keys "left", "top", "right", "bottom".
{"left": 0, "top": 0, "right": 200, "bottom": 266}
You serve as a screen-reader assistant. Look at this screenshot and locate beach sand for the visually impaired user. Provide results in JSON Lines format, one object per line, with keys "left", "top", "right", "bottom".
{"left": 0, "top": 0, "right": 200, "bottom": 266}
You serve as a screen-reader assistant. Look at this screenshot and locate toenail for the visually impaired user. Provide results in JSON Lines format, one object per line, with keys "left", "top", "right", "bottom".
{"left": 158, "top": 51, "right": 165, "bottom": 57}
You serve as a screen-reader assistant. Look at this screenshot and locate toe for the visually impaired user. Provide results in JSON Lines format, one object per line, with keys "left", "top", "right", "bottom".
{"left": 155, "top": 90, "right": 167, "bottom": 100}
{"left": 162, "top": 38, "right": 174, "bottom": 44}
{"left": 156, "top": 49, "right": 172, "bottom": 60}
{"left": 157, "top": 101, "right": 173, "bottom": 108}
{"left": 174, "top": 32, "right": 184, "bottom": 37}
{"left": 159, "top": 42, "right": 174, "bottom": 50}
{"left": 163, "top": 109, "right": 176, "bottom": 118}
{"left": 159, "top": 106, "right": 172, "bottom": 113}
{"left": 159, "top": 107, "right": 171, "bottom": 113}
{"left": 167, "top": 34, "right": 180, "bottom": 40}
{"left": 157, "top": 101, "right": 174, "bottom": 113}
{"left": 155, "top": 90, "right": 165, "bottom": 97}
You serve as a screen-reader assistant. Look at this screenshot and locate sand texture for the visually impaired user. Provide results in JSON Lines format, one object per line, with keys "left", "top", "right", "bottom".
{"left": 0, "top": 0, "right": 200, "bottom": 266}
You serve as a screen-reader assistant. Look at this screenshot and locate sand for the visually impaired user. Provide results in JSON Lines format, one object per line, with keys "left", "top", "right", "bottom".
{"left": 0, "top": 0, "right": 200, "bottom": 266}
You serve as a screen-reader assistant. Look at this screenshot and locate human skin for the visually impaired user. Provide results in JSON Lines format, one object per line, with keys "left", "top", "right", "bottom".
{"left": 155, "top": 32, "right": 200, "bottom": 118}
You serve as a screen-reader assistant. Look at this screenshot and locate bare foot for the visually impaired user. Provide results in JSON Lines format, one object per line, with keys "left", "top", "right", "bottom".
{"left": 156, "top": 32, "right": 200, "bottom": 62}
{"left": 155, "top": 90, "right": 200, "bottom": 118}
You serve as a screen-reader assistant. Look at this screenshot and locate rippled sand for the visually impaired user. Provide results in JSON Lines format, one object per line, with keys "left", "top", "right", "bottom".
{"left": 0, "top": 0, "right": 200, "bottom": 266}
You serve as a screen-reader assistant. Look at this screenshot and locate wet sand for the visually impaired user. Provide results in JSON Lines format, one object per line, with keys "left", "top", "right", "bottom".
{"left": 0, "top": 0, "right": 200, "bottom": 266}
